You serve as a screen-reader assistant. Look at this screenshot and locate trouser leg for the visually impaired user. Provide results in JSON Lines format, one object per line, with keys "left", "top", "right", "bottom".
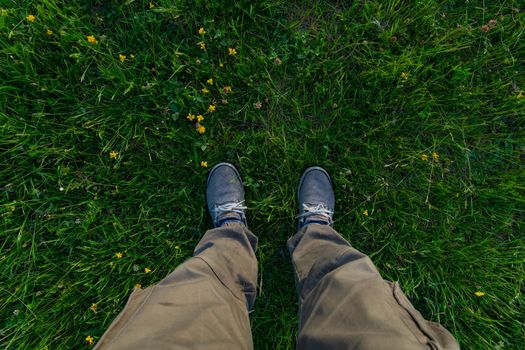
{"left": 95, "top": 222, "right": 257, "bottom": 350}
{"left": 287, "top": 224, "right": 460, "bottom": 350}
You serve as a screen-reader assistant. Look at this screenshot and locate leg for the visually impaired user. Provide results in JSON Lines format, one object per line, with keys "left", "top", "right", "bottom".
{"left": 95, "top": 222, "right": 257, "bottom": 350}
{"left": 288, "top": 224, "right": 459, "bottom": 350}
{"left": 290, "top": 167, "right": 459, "bottom": 350}
{"left": 96, "top": 163, "right": 257, "bottom": 350}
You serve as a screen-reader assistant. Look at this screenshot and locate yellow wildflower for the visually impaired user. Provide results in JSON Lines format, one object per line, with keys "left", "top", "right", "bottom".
{"left": 196, "top": 114, "right": 204, "bottom": 122}
{"left": 90, "top": 303, "right": 97, "bottom": 312}
{"left": 186, "top": 113, "right": 195, "bottom": 121}
{"left": 196, "top": 124, "right": 206, "bottom": 134}
{"left": 149, "top": 2, "right": 155, "bottom": 8}
{"left": 201, "top": 87, "right": 209, "bottom": 94}
{"left": 86, "top": 335, "right": 94, "bottom": 345}
{"left": 421, "top": 154, "right": 429, "bottom": 161}
{"left": 206, "top": 78, "right": 213, "bottom": 85}
{"left": 86, "top": 35, "right": 98, "bottom": 44}
{"left": 9, "top": 205, "right": 16, "bottom": 212}
{"left": 223, "top": 86, "right": 232, "bottom": 93}
{"left": 362, "top": 209, "right": 369, "bottom": 217}
{"left": 119, "top": 54, "right": 126, "bottom": 62}
{"left": 219, "top": 62, "right": 224, "bottom": 68}
{"left": 207, "top": 104, "right": 216, "bottom": 113}
{"left": 199, "top": 42, "right": 206, "bottom": 50}
{"left": 474, "top": 291, "right": 485, "bottom": 297}
{"left": 228, "top": 47, "right": 237, "bottom": 56}
{"left": 115, "top": 252, "right": 123, "bottom": 259}
{"left": 46, "top": 29, "right": 53, "bottom": 36}
{"left": 109, "top": 150, "right": 119, "bottom": 159}
{"left": 144, "top": 267, "right": 152, "bottom": 274}
{"left": 401, "top": 72, "right": 409, "bottom": 80}
{"left": 135, "top": 283, "right": 142, "bottom": 289}
{"left": 26, "top": 14, "right": 36, "bottom": 22}
{"left": 198, "top": 27, "right": 206, "bottom": 35}
{"left": 200, "top": 161, "right": 208, "bottom": 167}
{"left": 432, "top": 152, "right": 440, "bottom": 160}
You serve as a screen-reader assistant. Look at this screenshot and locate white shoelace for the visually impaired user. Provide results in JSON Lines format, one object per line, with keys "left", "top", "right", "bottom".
{"left": 296, "top": 203, "right": 333, "bottom": 225}
{"left": 213, "top": 201, "right": 247, "bottom": 222}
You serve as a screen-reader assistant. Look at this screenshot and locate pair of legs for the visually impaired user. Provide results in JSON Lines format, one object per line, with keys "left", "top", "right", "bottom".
{"left": 95, "top": 164, "right": 459, "bottom": 350}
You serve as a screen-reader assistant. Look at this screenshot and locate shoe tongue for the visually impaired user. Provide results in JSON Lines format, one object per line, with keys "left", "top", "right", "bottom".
{"left": 216, "top": 212, "right": 245, "bottom": 226}
{"left": 303, "top": 214, "right": 330, "bottom": 225}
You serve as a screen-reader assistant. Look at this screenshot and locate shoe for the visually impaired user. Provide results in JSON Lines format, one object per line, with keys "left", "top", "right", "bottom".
{"left": 206, "top": 162, "right": 247, "bottom": 227}
{"left": 296, "top": 166, "right": 334, "bottom": 229}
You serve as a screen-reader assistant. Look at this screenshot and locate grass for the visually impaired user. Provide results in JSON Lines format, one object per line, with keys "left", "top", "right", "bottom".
{"left": 1, "top": 0, "right": 524, "bottom": 349}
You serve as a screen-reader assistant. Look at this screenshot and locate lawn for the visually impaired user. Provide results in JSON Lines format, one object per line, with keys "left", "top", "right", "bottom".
{"left": 1, "top": 0, "right": 524, "bottom": 349}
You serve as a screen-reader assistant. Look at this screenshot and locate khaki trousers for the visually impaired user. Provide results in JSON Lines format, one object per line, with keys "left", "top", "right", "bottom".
{"left": 95, "top": 222, "right": 460, "bottom": 350}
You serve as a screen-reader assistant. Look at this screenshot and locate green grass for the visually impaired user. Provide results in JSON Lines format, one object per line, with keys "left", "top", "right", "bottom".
{"left": 1, "top": 0, "right": 524, "bottom": 349}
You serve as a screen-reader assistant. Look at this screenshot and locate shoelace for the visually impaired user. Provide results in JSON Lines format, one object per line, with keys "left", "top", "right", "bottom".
{"left": 213, "top": 201, "right": 247, "bottom": 223}
{"left": 296, "top": 203, "right": 334, "bottom": 225}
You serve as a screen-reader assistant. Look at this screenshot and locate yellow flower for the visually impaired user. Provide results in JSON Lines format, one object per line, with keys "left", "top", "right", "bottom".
{"left": 432, "top": 152, "right": 440, "bottom": 160}
{"left": 198, "top": 27, "right": 206, "bottom": 35}
{"left": 401, "top": 72, "right": 409, "bottom": 80}
{"left": 199, "top": 42, "right": 206, "bottom": 50}
{"left": 206, "top": 78, "right": 213, "bottom": 85}
{"left": 186, "top": 113, "right": 195, "bottom": 121}
{"left": 196, "top": 114, "right": 204, "bottom": 122}
{"left": 135, "top": 283, "right": 142, "bottom": 289}
{"left": 197, "top": 124, "right": 206, "bottom": 134}
{"left": 144, "top": 267, "right": 152, "bottom": 274}
{"left": 90, "top": 303, "right": 97, "bottom": 312}
{"left": 223, "top": 86, "right": 232, "bottom": 93}
{"left": 421, "top": 154, "right": 429, "bottom": 161}
{"left": 115, "top": 252, "right": 123, "bottom": 259}
{"left": 149, "top": 2, "right": 155, "bottom": 8}
{"left": 474, "top": 291, "right": 485, "bottom": 297}
{"left": 86, "top": 336, "right": 94, "bottom": 345}
{"left": 228, "top": 47, "right": 237, "bottom": 56}
{"left": 219, "top": 63, "right": 224, "bottom": 68}
{"left": 86, "top": 35, "right": 98, "bottom": 44}
{"left": 201, "top": 87, "right": 209, "bottom": 94}
{"left": 109, "top": 150, "right": 119, "bottom": 159}
{"left": 26, "top": 14, "right": 36, "bottom": 22}
{"left": 46, "top": 29, "right": 53, "bottom": 36}
{"left": 200, "top": 161, "right": 208, "bottom": 167}
{"left": 207, "top": 104, "right": 216, "bottom": 113}
{"left": 362, "top": 209, "right": 369, "bottom": 217}
{"left": 9, "top": 205, "right": 15, "bottom": 212}
{"left": 119, "top": 54, "right": 126, "bottom": 62}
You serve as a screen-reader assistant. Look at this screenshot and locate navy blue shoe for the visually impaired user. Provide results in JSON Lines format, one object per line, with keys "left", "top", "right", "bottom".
{"left": 206, "top": 163, "right": 247, "bottom": 227}
{"left": 296, "top": 166, "right": 334, "bottom": 229}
